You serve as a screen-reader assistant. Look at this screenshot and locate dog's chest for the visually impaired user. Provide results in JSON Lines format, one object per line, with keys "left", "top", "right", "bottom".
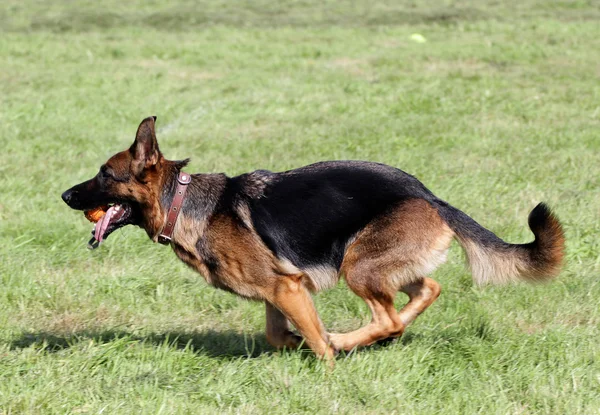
{"left": 171, "top": 228, "right": 278, "bottom": 300}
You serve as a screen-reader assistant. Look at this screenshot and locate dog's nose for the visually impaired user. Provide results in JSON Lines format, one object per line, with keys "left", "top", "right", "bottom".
{"left": 61, "top": 189, "right": 74, "bottom": 205}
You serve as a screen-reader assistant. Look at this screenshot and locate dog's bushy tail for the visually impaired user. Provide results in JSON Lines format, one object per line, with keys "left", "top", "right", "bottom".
{"left": 436, "top": 202, "right": 565, "bottom": 285}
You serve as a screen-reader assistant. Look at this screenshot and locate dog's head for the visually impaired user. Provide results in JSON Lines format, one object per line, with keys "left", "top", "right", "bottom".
{"left": 61, "top": 116, "right": 184, "bottom": 243}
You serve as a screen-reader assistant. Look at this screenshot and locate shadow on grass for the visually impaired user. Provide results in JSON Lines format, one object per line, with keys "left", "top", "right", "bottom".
{"left": 8, "top": 329, "right": 274, "bottom": 359}
{"left": 8, "top": 328, "right": 420, "bottom": 359}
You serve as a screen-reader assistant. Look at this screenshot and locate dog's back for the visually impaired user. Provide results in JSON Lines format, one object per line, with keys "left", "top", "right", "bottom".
{"left": 228, "top": 160, "right": 564, "bottom": 290}
{"left": 238, "top": 161, "right": 433, "bottom": 271}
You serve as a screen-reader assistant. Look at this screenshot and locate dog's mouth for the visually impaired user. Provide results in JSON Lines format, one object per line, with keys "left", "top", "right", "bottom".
{"left": 86, "top": 203, "right": 136, "bottom": 249}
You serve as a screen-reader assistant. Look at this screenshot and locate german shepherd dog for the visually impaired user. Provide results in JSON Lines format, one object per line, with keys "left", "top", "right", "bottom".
{"left": 62, "top": 117, "right": 565, "bottom": 361}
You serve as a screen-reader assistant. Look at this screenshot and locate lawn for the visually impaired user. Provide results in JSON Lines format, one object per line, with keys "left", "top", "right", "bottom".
{"left": 1, "top": 1, "right": 599, "bottom": 413}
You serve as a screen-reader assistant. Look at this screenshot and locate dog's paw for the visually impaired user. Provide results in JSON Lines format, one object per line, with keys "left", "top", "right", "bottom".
{"left": 266, "top": 330, "right": 303, "bottom": 350}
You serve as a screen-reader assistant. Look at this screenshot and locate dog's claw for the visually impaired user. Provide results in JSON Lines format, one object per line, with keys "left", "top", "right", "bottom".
{"left": 87, "top": 237, "right": 100, "bottom": 250}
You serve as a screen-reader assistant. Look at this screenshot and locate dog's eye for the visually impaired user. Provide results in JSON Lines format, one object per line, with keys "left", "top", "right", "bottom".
{"left": 100, "top": 167, "right": 113, "bottom": 180}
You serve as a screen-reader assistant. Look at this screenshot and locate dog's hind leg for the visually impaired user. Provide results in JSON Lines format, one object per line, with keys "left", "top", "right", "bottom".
{"left": 397, "top": 277, "right": 441, "bottom": 329}
{"left": 329, "top": 291, "right": 404, "bottom": 352}
{"left": 265, "top": 302, "right": 303, "bottom": 350}
{"left": 328, "top": 277, "right": 441, "bottom": 351}
{"left": 329, "top": 199, "right": 451, "bottom": 352}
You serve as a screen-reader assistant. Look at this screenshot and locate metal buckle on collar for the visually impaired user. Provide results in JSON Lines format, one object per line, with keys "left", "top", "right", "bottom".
{"left": 158, "top": 234, "right": 172, "bottom": 245}
{"left": 178, "top": 173, "right": 191, "bottom": 185}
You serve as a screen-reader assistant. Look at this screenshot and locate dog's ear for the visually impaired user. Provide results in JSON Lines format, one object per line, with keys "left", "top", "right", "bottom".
{"left": 130, "top": 116, "right": 160, "bottom": 176}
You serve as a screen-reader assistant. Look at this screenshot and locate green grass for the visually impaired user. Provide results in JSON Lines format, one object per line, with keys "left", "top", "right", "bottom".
{"left": 1, "top": 0, "right": 599, "bottom": 413}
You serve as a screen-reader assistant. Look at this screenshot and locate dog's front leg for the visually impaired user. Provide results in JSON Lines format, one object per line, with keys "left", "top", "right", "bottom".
{"left": 265, "top": 302, "right": 303, "bottom": 350}
{"left": 269, "top": 274, "right": 336, "bottom": 363}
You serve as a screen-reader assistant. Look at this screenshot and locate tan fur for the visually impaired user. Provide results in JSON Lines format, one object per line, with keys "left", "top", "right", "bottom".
{"left": 302, "top": 265, "right": 339, "bottom": 292}
{"left": 170, "top": 214, "right": 215, "bottom": 284}
{"left": 397, "top": 278, "right": 442, "bottom": 326}
{"left": 236, "top": 205, "right": 255, "bottom": 231}
{"left": 458, "top": 239, "right": 525, "bottom": 285}
{"left": 170, "top": 199, "right": 455, "bottom": 356}
{"left": 75, "top": 117, "right": 564, "bottom": 362}
{"left": 276, "top": 259, "right": 339, "bottom": 292}
{"left": 176, "top": 213, "right": 276, "bottom": 299}
{"left": 169, "top": 213, "right": 335, "bottom": 360}
{"left": 535, "top": 210, "right": 566, "bottom": 278}
{"left": 326, "top": 200, "right": 453, "bottom": 351}
{"left": 329, "top": 278, "right": 441, "bottom": 351}
{"left": 167, "top": 208, "right": 343, "bottom": 359}
{"left": 104, "top": 149, "right": 171, "bottom": 241}
{"left": 275, "top": 258, "right": 302, "bottom": 276}
{"left": 455, "top": 208, "right": 565, "bottom": 285}
{"left": 265, "top": 302, "right": 302, "bottom": 349}
{"left": 341, "top": 199, "right": 454, "bottom": 292}
{"left": 271, "top": 274, "right": 335, "bottom": 362}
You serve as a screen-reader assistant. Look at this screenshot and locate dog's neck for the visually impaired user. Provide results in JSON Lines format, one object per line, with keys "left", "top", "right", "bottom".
{"left": 158, "top": 162, "right": 189, "bottom": 220}
{"left": 153, "top": 162, "right": 227, "bottom": 246}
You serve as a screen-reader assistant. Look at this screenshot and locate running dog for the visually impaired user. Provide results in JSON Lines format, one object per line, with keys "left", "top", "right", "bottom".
{"left": 61, "top": 116, "right": 565, "bottom": 360}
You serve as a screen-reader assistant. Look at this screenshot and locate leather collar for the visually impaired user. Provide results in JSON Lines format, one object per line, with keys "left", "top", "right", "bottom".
{"left": 158, "top": 171, "right": 191, "bottom": 245}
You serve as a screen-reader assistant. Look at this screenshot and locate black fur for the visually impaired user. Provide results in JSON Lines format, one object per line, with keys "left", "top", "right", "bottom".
{"left": 232, "top": 161, "right": 437, "bottom": 270}
{"left": 434, "top": 201, "right": 508, "bottom": 248}
{"left": 435, "top": 199, "right": 562, "bottom": 259}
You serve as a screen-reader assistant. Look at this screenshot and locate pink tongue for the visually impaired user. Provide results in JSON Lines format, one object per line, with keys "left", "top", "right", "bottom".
{"left": 94, "top": 205, "right": 122, "bottom": 243}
